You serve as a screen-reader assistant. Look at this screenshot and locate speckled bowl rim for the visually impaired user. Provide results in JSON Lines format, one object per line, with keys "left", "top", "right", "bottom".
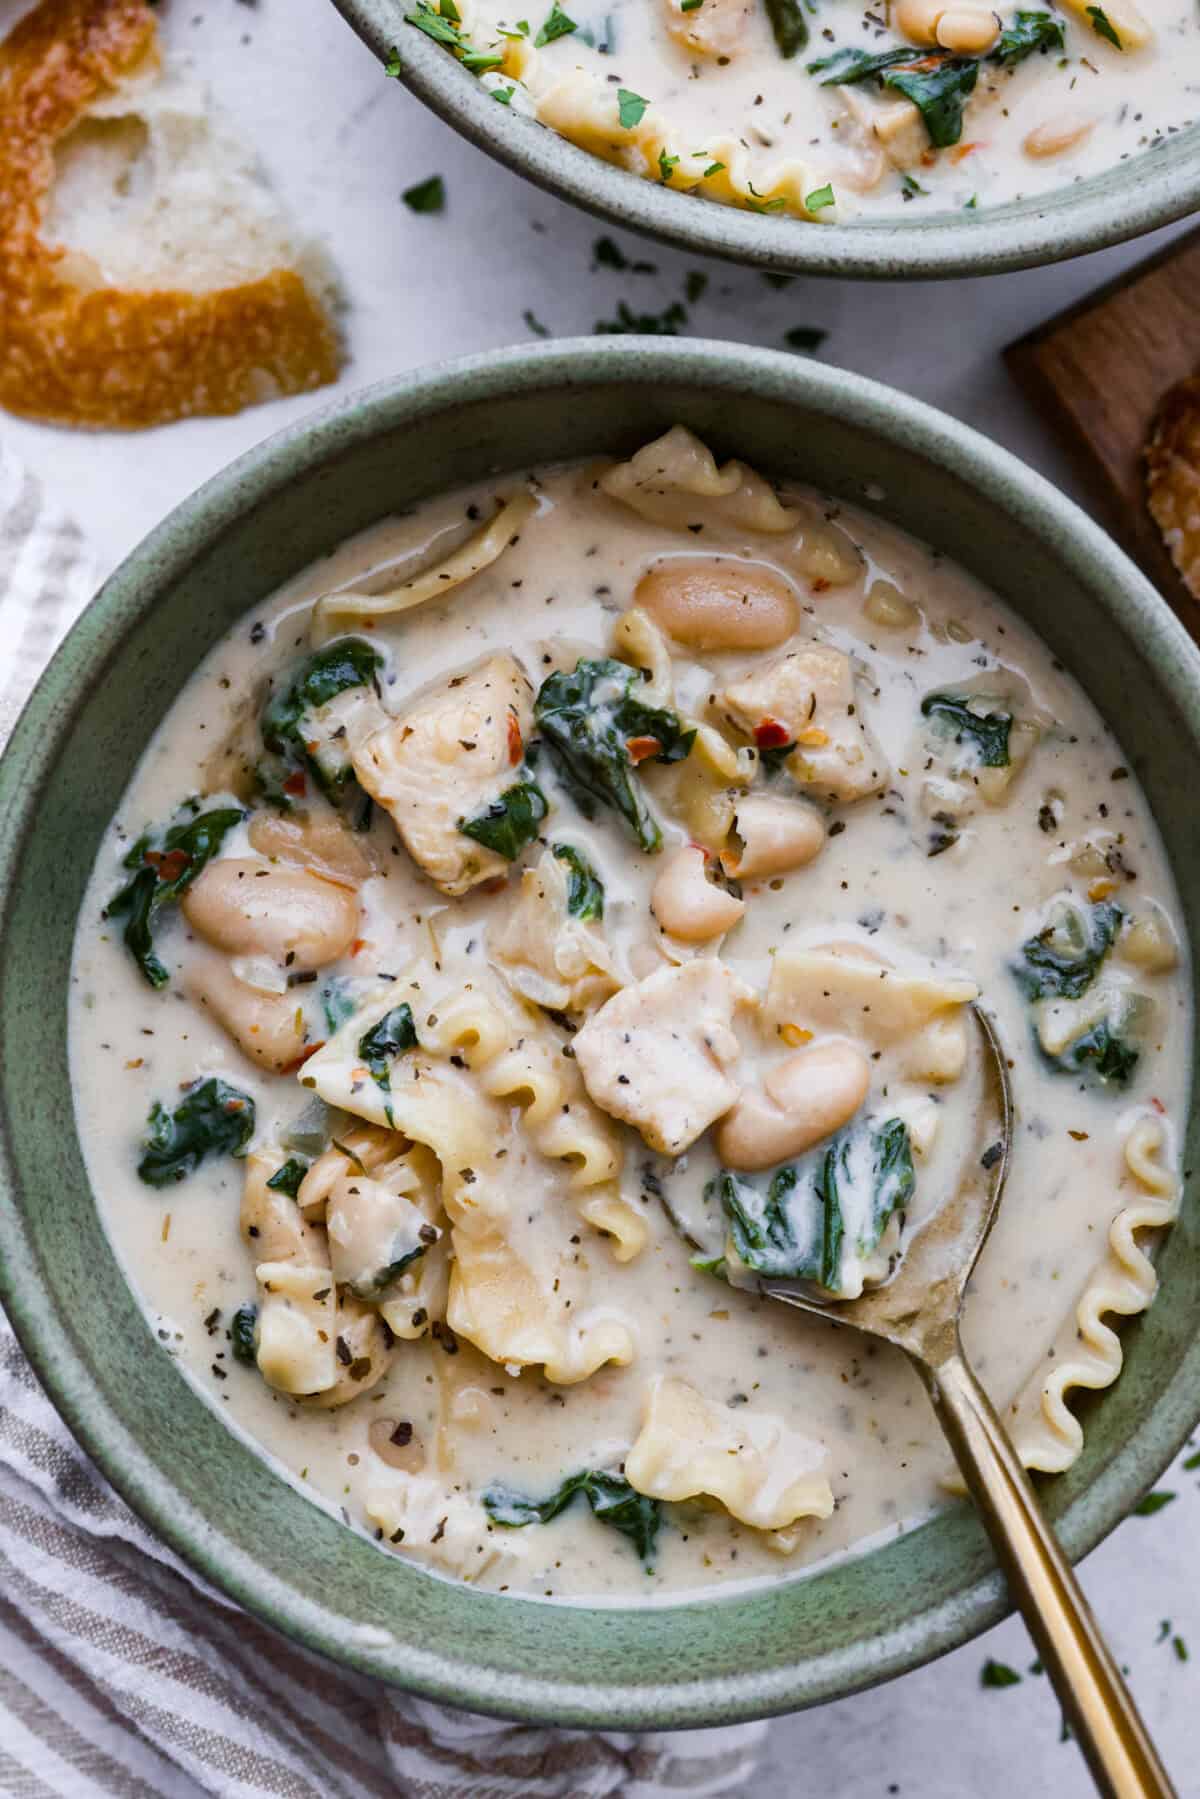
{"left": 332, "top": 0, "right": 1200, "bottom": 278}
{"left": 2, "top": 340, "right": 1200, "bottom": 1727}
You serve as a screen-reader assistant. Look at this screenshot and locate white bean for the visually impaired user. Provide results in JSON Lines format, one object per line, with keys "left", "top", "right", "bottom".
{"left": 716, "top": 1041, "right": 870, "bottom": 1171}
{"left": 1120, "top": 911, "right": 1179, "bottom": 974}
{"left": 635, "top": 557, "right": 798, "bottom": 651}
{"left": 651, "top": 846, "right": 745, "bottom": 941}
{"left": 185, "top": 951, "right": 307, "bottom": 1073}
{"left": 182, "top": 859, "right": 359, "bottom": 970}
{"left": 721, "top": 795, "right": 825, "bottom": 880}
{"left": 935, "top": 5, "right": 1000, "bottom": 51}
{"left": 863, "top": 579, "right": 920, "bottom": 630}
{"left": 1023, "top": 117, "right": 1096, "bottom": 159}
{"left": 248, "top": 809, "right": 375, "bottom": 886}
{"left": 894, "top": 0, "right": 943, "bottom": 40}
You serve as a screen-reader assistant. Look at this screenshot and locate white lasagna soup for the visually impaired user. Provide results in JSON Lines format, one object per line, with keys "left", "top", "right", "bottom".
{"left": 70, "top": 429, "right": 1189, "bottom": 1600}
{"left": 413, "top": 0, "right": 1199, "bottom": 221}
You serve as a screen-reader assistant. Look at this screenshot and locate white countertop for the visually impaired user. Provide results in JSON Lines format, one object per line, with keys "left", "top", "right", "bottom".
{"left": 4, "top": 0, "right": 1197, "bottom": 1790}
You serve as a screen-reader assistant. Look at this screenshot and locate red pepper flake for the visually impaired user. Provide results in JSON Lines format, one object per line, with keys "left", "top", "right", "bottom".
{"left": 811, "top": 577, "right": 830, "bottom": 594}
{"left": 224, "top": 1098, "right": 245, "bottom": 1113}
{"left": 283, "top": 771, "right": 307, "bottom": 797}
{"left": 626, "top": 735, "right": 662, "bottom": 764}
{"left": 350, "top": 938, "right": 366, "bottom": 956}
{"left": 1151, "top": 1095, "right": 1166, "bottom": 1115}
{"left": 155, "top": 847, "right": 191, "bottom": 885}
{"left": 506, "top": 711, "right": 523, "bottom": 766}
{"left": 754, "top": 716, "right": 791, "bottom": 750}
{"left": 280, "top": 1042, "right": 325, "bottom": 1075}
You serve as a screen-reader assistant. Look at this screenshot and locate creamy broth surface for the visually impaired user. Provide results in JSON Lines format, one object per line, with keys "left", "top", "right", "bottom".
{"left": 70, "top": 432, "right": 1189, "bottom": 1601}
{"left": 431, "top": 0, "right": 1199, "bottom": 221}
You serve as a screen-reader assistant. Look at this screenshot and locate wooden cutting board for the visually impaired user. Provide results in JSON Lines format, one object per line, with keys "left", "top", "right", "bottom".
{"left": 1005, "top": 226, "right": 1200, "bottom": 639}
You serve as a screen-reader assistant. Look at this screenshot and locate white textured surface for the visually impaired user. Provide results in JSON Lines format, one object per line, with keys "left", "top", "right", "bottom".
{"left": 4, "top": 0, "right": 1198, "bottom": 1789}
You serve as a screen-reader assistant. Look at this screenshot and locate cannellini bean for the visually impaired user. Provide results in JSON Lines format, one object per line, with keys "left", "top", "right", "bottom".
{"left": 863, "top": 579, "right": 920, "bottom": 630}
{"left": 894, "top": 0, "right": 944, "bottom": 40}
{"left": 185, "top": 951, "right": 307, "bottom": 1073}
{"left": 248, "top": 808, "right": 375, "bottom": 886}
{"left": 635, "top": 558, "right": 798, "bottom": 651}
{"left": 302, "top": 1295, "right": 393, "bottom": 1409}
{"left": 792, "top": 519, "right": 863, "bottom": 587}
{"left": 935, "top": 5, "right": 1000, "bottom": 51}
{"left": 1120, "top": 911, "right": 1179, "bottom": 974}
{"left": 241, "top": 1152, "right": 330, "bottom": 1265}
{"left": 1023, "top": 117, "right": 1096, "bottom": 159}
{"left": 182, "top": 859, "right": 359, "bottom": 970}
{"left": 721, "top": 794, "right": 826, "bottom": 880}
{"left": 716, "top": 1041, "right": 871, "bottom": 1171}
{"left": 651, "top": 846, "right": 745, "bottom": 942}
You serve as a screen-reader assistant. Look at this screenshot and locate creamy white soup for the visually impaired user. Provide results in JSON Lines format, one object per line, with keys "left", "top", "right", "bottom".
{"left": 70, "top": 429, "right": 1188, "bottom": 1601}
{"left": 408, "top": 0, "right": 1199, "bottom": 220}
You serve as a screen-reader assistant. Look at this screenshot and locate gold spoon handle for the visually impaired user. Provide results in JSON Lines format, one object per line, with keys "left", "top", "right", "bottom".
{"left": 914, "top": 1344, "right": 1176, "bottom": 1799}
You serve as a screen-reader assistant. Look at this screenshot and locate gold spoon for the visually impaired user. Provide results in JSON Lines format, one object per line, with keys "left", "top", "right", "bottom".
{"left": 682, "top": 1006, "right": 1176, "bottom": 1799}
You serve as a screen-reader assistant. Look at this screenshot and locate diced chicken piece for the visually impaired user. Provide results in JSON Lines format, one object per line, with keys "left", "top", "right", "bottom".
{"left": 365, "top": 1473, "right": 522, "bottom": 1582}
{"left": 490, "top": 847, "right": 619, "bottom": 1013}
{"left": 573, "top": 960, "right": 752, "bottom": 1154}
{"left": 663, "top": 0, "right": 753, "bottom": 59}
{"left": 721, "top": 644, "right": 889, "bottom": 804}
{"left": 253, "top": 1262, "right": 337, "bottom": 1396}
{"left": 353, "top": 654, "right": 535, "bottom": 895}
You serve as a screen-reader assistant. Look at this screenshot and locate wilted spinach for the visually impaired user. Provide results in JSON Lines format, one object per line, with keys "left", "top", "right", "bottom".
{"left": 1013, "top": 899, "right": 1123, "bottom": 1000}
{"left": 552, "top": 842, "right": 605, "bottom": 919}
{"left": 231, "top": 1303, "right": 259, "bottom": 1365}
{"left": 137, "top": 1077, "right": 256, "bottom": 1186}
{"left": 265, "top": 1158, "right": 309, "bottom": 1199}
{"left": 260, "top": 637, "right": 382, "bottom": 803}
{"left": 459, "top": 773, "right": 548, "bottom": 859}
{"left": 921, "top": 693, "right": 1013, "bottom": 767}
{"left": 483, "top": 1469, "right": 661, "bottom": 1566}
{"left": 992, "top": 9, "right": 1064, "bottom": 62}
{"left": 104, "top": 803, "right": 244, "bottom": 988}
{"left": 358, "top": 1003, "right": 418, "bottom": 1126}
{"left": 534, "top": 658, "right": 695, "bottom": 852}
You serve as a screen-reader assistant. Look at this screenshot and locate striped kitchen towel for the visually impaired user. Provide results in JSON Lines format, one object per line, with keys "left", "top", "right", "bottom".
{"left": 0, "top": 441, "right": 768, "bottom": 1797}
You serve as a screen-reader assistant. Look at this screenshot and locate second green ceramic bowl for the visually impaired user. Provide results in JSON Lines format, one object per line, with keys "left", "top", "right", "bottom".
{"left": 334, "top": 0, "right": 1200, "bottom": 278}
{"left": 1, "top": 341, "right": 1198, "bottom": 1726}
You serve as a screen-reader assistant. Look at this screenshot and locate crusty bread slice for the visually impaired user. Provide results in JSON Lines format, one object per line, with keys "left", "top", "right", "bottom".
{"left": 0, "top": 0, "right": 344, "bottom": 429}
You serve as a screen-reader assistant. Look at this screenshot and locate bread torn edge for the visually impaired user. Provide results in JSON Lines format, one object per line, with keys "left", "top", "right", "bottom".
{"left": 0, "top": 0, "right": 344, "bottom": 430}
{"left": 1144, "top": 374, "right": 1200, "bottom": 603}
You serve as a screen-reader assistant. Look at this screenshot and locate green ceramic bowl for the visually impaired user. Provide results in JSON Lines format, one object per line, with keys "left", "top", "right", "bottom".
{"left": 1, "top": 341, "right": 1197, "bottom": 1727}
{"left": 333, "top": 0, "right": 1200, "bottom": 278}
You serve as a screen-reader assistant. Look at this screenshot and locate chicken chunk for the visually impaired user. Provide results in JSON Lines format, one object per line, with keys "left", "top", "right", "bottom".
{"left": 721, "top": 644, "right": 888, "bottom": 804}
{"left": 573, "top": 960, "right": 751, "bottom": 1154}
{"left": 353, "top": 654, "right": 536, "bottom": 894}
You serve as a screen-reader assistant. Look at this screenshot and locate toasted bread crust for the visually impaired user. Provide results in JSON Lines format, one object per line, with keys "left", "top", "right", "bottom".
{"left": 1145, "top": 376, "right": 1200, "bottom": 603}
{"left": 0, "top": 0, "right": 342, "bottom": 429}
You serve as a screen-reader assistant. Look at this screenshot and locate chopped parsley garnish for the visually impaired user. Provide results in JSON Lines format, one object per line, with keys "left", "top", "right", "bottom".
{"left": 1133, "top": 1490, "right": 1176, "bottom": 1516}
{"left": 784, "top": 326, "right": 828, "bottom": 351}
{"left": 523, "top": 308, "right": 550, "bottom": 336}
{"left": 659, "top": 149, "right": 680, "bottom": 182}
{"left": 617, "top": 87, "right": 649, "bottom": 128}
{"left": 981, "top": 1658, "right": 1023, "bottom": 1688}
{"left": 104, "top": 802, "right": 244, "bottom": 988}
{"left": 260, "top": 637, "right": 383, "bottom": 804}
{"left": 491, "top": 83, "right": 516, "bottom": 102}
{"left": 406, "top": 0, "right": 462, "bottom": 44}
{"left": 535, "top": 0, "right": 577, "bottom": 43}
{"left": 684, "top": 270, "right": 708, "bottom": 304}
{"left": 594, "top": 299, "right": 687, "bottom": 334}
{"left": 681, "top": 0, "right": 704, "bottom": 10}
{"left": 764, "top": 0, "right": 809, "bottom": 55}
{"left": 402, "top": 174, "right": 446, "bottom": 212}
{"left": 921, "top": 691, "right": 1013, "bottom": 767}
{"left": 703, "top": 159, "right": 726, "bottom": 176}
{"left": 358, "top": 1004, "right": 418, "bottom": 1126}
{"left": 1086, "top": 4, "right": 1122, "bottom": 45}
{"left": 535, "top": 656, "right": 694, "bottom": 851}
{"left": 483, "top": 1470, "right": 661, "bottom": 1565}
{"left": 138, "top": 1078, "right": 256, "bottom": 1187}
{"left": 459, "top": 773, "right": 549, "bottom": 859}
{"left": 265, "top": 1158, "right": 310, "bottom": 1199}
{"left": 552, "top": 842, "right": 605, "bottom": 918}
{"left": 805, "top": 183, "right": 835, "bottom": 212}
{"left": 901, "top": 172, "right": 928, "bottom": 197}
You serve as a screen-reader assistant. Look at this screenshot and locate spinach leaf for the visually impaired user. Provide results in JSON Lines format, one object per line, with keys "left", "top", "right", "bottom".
{"left": 1014, "top": 899, "right": 1123, "bottom": 1000}
{"left": 260, "top": 638, "right": 382, "bottom": 803}
{"left": 231, "top": 1303, "right": 259, "bottom": 1364}
{"left": 764, "top": 0, "right": 808, "bottom": 57}
{"left": 320, "top": 977, "right": 361, "bottom": 1036}
{"left": 552, "top": 842, "right": 605, "bottom": 919}
{"left": 884, "top": 55, "right": 978, "bottom": 147}
{"left": 534, "top": 657, "right": 695, "bottom": 852}
{"left": 482, "top": 1470, "right": 661, "bottom": 1566}
{"left": 266, "top": 1157, "right": 309, "bottom": 1199}
{"left": 1043, "top": 1018, "right": 1139, "bottom": 1086}
{"left": 105, "top": 804, "right": 244, "bottom": 987}
{"left": 714, "top": 1118, "right": 913, "bottom": 1292}
{"left": 807, "top": 45, "right": 976, "bottom": 147}
{"left": 138, "top": 1078, "right": 256, "bottom": 1186}
{"left": 459, "top": 773, "right": 548, "bottom": 859}
{"left": 808, "top": 44, "right": 915, "bottom": 82}
{"left": 992, "top": 9, "right": 1064, "bottom": 63}
{"left": 358, "top": 1004, "right": 418, "bottom": 1126}
{"left": 921, "top": 692, "right": 1013, "bottom": 767}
